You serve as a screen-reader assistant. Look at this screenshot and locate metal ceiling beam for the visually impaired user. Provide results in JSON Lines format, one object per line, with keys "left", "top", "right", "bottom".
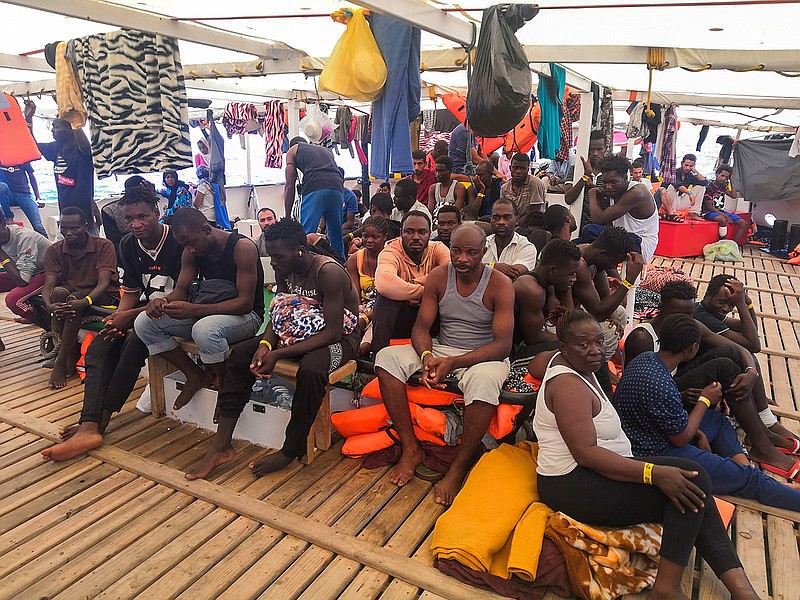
{"left": 3, "top": 0, "right": 305, "bottom": 59}
{"left": 0, "top": 53, "right": 52, "bottom": 72}
{"left": 612, "top": 89, "right": 800, "bottom": 110}
{"left": 352, "top": 0, "right": 476, "bottom": 47}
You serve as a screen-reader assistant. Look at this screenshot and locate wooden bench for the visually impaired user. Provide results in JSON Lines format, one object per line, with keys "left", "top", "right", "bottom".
{"left": 147, "top": 339, "right": 356, "bottom": 464}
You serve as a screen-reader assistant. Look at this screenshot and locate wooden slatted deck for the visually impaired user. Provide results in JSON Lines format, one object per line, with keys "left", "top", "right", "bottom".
{"left": 0, "top": 246, "right": 798, "bottom": 600}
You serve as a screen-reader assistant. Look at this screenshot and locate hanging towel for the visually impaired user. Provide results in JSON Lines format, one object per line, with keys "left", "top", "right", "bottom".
{"left": 54, "top": 41, "right": 87, "bottom": 129}
{"left": 600, "top": 87, "right": 614, "bottom": 151}
{"left": 368, "top": 12, "right": 420, "bottom": 180}
{"left": 659, "top": 105, "right": 677, "bottom": 185}
{"left": 67, "top": 29, "right": 192, "bottom": 177}
{"left": 222, "top": 103, "right": 258, "bottom": 138}
{"left": 590, "top": 81, "right": 602, "bottom": 130}
{"left": 536, "top": 63, "right": 565, "bottom": 160}
{"left": 333, "top": 107, "right": 353, "bottom": 148}
{"left": 789, "top": 126, "right": 800, "bottom": 158}
{"left": 715, "top": 135, "right": 735, "bottom": 168}
{"left": 696, "top": 124, "right": 709, "bottom": 152}
{"left": 641, "top": 103, "right": 662, "bottom": 144}
{"left": 557, "top": 93, "right": 581, "bottom": 161}
{"left": 263, "top": 100, "right": 285, "bottom": 168}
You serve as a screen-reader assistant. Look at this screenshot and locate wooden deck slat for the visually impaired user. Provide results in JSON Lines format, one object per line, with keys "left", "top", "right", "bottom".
{"left": 766, "top": 514, "right": 800, "bottom": 600}
{"left": 734, "top": 508, "right": 769, "bottom": 599}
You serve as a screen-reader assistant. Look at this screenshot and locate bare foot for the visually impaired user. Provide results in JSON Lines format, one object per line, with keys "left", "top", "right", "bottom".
{"left": 769, "top": 423, "right": 800, "bottom": 448}
{"left": 390, "top": 444, "right": 426, "bottom": 487}
{"left": 249, "top": 452, "right": 294, "bottom": 477}
{"left": 41, "top": 429, "right": 103, "bottom": 461}
{"left": 59, "top": 425, "right": 79, "bottom": 441}
{"left": 14, "top": 317, "right": 32, "bottom": 324}
{"left": 433, "top": 464, "right": 470, "bottom": 506}
{"left": 174, "top": 371, "right": 213, "bottom": 410}
{"left": 186, "top": 444, "right": 237, "bottom": 480}
{"left": 48, "top": 367, "right": 75, "bottom": 389}
{"left": 749, "top": 447, "right": 797, "bottom": 473}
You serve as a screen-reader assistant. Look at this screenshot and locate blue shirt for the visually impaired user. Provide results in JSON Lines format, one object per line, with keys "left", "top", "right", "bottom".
{"left": 448, "top": 124, "right": 478, "bottom": 174}
{"left": 0, "top": 162, "right": 34, "bottom": 194}
{"left": 342, "top": 187, "right": 359, "bottom": 225}
{"left": 612, "top": 352, "right": 688, "bottom": 456}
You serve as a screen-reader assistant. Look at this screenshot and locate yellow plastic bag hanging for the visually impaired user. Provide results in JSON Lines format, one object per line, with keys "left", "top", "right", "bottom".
{"left": 319, "top": 9, "right": 387, "bottom": 102}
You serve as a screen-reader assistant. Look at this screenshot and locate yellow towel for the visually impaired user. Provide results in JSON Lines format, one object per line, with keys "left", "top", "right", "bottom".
{"left": 55, "top": 41, "right": 87, "bottom": 129}
{"left": 430, "top": 441, "right": 553, "bottom": 580}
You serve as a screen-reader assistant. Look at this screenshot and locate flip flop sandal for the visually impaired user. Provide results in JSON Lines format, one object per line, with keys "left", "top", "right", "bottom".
{"left": 777, "top": 437, "right": 800, "bottom": 456}
{"left": 759, "top": 458, "right": 800, "bottom": 481}
{"left": 414, "top": 463, "right": 445, "bottom": 483}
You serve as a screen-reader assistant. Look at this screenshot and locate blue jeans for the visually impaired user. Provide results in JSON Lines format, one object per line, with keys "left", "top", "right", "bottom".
{"left": 662, "top": 410, "right": 800, "bottom": 512}
{"left": 0, "top": 183, "right": 47, "bottom": 236}
{"left": 298, "top": 188, "right": 345, "bottom": 259}
{"left": 133, "top": 310, "right": 262, "bottom": 365}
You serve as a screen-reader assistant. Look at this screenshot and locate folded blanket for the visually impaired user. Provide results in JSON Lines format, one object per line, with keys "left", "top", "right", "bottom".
{"left": 430, "top": 441, "right": 552, "bottom": 581}
{"left": 545, "top": 512, "right": 661, "bottom": 600}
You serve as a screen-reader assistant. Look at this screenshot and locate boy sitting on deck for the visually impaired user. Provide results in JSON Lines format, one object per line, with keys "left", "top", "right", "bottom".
{"left": 701, "top": 164, "right": 748, "bottom": 242}
{"left": 374, "top": 223, "right": 515, "bottom": 505}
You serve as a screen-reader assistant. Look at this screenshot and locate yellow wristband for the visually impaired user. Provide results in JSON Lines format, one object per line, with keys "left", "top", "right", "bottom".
{"left": 348, "top": 232, "right": 354, "bottom": 239}
{"left": 0, "top": 258, "right": 10, "bottom": 267}
{"left": 747, "top": 303, "right": 754, "bottom": 310}
{"left": 489, "top": 262, "right": 495, "bottom": 269}
{"left": 581, "top": 174, "right": 591, "bottom": 183}
{"left": 698, "top": 396, "right": 711, "bottom": 408}
{"left": 85, "top": 295, "right": 93, "bottom": 306}
{"left": 642, "top": 462, "right": 654, "bottom": 485}
{"left": 259, "top": 340, "right": 272, "bottom": 350}
{"left": 477, "top": 193, "right": 485, "bottom": 198}
{"left": 620, "top": 279, "right": 634, "bottom": 290}
{"left": 420, "top": 350, "right": 433, "bottom": 362}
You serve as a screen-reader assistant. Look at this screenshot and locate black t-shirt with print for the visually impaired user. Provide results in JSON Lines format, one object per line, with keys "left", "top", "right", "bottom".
{"left": 117, "top": 224, "right": 183, "bottom": 304}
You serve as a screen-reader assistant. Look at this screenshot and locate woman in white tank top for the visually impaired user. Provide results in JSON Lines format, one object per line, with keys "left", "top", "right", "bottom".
{"left": 533, "top": 308, "right": 758, "bottom": 600}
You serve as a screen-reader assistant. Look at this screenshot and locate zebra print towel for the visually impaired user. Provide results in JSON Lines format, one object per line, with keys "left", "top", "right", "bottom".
{"left": 67, "top": 29, "right": 192, "bottom": 177}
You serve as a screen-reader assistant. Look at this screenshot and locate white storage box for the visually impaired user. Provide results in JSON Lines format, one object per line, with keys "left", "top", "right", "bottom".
{"left": 164, "top": 371, "right": 290, "bottom": 449}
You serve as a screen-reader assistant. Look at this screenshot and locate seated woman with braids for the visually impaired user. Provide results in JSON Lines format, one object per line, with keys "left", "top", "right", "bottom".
{"left": 533, "top": 307, "right": 759, "bottom": 600}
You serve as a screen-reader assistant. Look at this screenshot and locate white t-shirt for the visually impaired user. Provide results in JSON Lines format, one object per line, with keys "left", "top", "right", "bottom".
{"left": 483, "top": 231, "right": 538, "bottom": 272}
{"left": 194, "top": 180, "right": 217, "bottom": 222}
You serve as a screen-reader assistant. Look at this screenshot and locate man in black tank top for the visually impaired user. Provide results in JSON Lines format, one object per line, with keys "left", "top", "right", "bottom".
{"left": 134, "top": 208, "right": 263, "bottom": 413}
{"left": 185, "top": 218, "right": 361, "bottom": 480}
{"left": 374, "top": 224, "right": 515, "bottom": 506}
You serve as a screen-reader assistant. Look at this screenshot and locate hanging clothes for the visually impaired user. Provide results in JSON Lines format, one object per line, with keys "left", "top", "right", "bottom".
{"left": 434, "top": 108, "right": 461, "bottom": 133}
{"left": 625, "top": 103, "right": 649, "bottom": 141}
{"left": 354, "top": 114, "right": 371, "bottom": 142}
{"left": 201, "top": 114, "right": 227, "bottom": 204}
{"left": 369, "top": 12, "right": 421, "bottom": 180}
{"left": 54, "top": 41, "right": 87, "bottom": 129}
{"left": 716, "top": 135, "right": 735, "bottom": 166}
{"left": 659, "top": 105, "right": 678, "bottom": 185}
{"left": 536, "top": 63, "right": 565, "bottom": 160}
{"left": 789, "top": 127, "right": 800, "bottom": 159}
{"left": 642, "top": 103, "right": 662, "bottom": 144}
{"left": 600, "top": 86, "right": 614, "bottom": 151}
{"left": 590, "top": 81, "right": 602, "bottom": 130}
{"left": 556, "top": 93, "right": 580, "bottom": 161}
{"left": 422, "top": 109, "right": 436, "bottom": 135}
{"left": 333, "top": 107, "right": 353, "bottom": 148}
{"left": 696, "top": 125, "right": 709, "bottom": 152}
{"left": 222, "top": 103, "right": 259, "bottom": 138}
{"left": 263, "top": 100, "right": 286, "bottom": 169}
{"left": 67, "top": 29, "right": 192, "bottom": 177}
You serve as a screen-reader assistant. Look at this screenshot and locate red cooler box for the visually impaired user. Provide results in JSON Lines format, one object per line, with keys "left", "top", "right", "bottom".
{"left": 655, "top": 219, "right": 720, "bottom": 258}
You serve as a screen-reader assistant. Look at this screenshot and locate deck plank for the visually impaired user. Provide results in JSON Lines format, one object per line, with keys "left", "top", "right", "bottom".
{"left": 766, "top": 514, "right": 800, "bottom": 600}
{"left": 733, "top": 508, "right": 769, "bottom": 599}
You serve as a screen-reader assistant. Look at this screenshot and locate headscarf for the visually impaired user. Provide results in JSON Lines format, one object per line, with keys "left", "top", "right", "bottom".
{"left": 196, "top": 165, "right": 210, "bottom": 181}
{"left": 162, "top": 169, "right": 187, "bottom": 209}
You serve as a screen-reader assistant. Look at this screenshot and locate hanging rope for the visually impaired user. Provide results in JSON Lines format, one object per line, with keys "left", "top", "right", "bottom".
{"left": 463, "top": 21, "right": 478, "bottom": 178}
{"left": 680, "top": 64, "right": 712, "bottom": 72}
{"left": 644, "top": 47, "right": 669, "bottom": 118}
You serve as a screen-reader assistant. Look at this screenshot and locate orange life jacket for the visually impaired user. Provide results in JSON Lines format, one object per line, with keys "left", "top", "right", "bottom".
{"left": 0, "top": 93, "right": 42, "bottom": 166}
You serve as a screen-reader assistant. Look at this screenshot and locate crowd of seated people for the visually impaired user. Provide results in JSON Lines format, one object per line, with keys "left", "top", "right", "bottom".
{"left": 0, "top": 135, "right": 786, "bottom": 598}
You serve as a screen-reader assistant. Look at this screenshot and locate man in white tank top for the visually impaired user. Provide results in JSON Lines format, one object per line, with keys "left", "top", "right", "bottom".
{"left": 374, "top": 224, "right": 515, "bottom": 506}
{"left": 426, "top": 156, "right": 466, "bottom": 217}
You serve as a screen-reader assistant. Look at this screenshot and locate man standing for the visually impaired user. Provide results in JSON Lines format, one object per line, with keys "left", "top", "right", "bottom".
{"left": 43, "top": 207, "right": 119, "bottom": 388}
{"left": 283, "top": 137, "right": 345, "bottom": 259}
{"left": 564, "top": 130, "right": 607, "bottom": 235}
{"left": 42, "top": 185, "right": 184, "bottom": 461}
{"left": 372, "top": 211, "right": 450, "bottom": 353}
{"left": 701, "top": 165, "right": 747, "bottom": 241}
{"left": 24, "top": 101, "right": 100, "bottom": 234}
{"left": 134, "top": 208, "right": 263, "bottom": 410}
{"left": 500, "top": 153, "right": 546, "bottom": 218}
{"left": 185, "top": 218, "right": 360, "bottom": 480}
{"left": 448, "top": 123, "right": 486, "bottom": 174}
{"left": 0, "top": 221, "right": 51, "bottom": 328}
{"left": 392, "top": 178, "right": 432, "bottom": 223}
{"left": 432, "top": 205, "right": 460, "bottom": 248}
{"left": 375, "top": 223, "right": 514, "bottom": 505}
{"left": 0, "top": 161, "right": 47, "bottom": 236}
{"left": 406, "top": 149, "right": 437, "bottom": 203}
{"left": 427, "top": 156, "right": 467, "bottom": 216}
{"left": 589, "top": 155, "right": 659, "bottom": 264}
{"left": 658, "top": 153, "right": 707, "bottom": 219}
{"left": 483, "top": 199, "right": 537, "bottom": 281}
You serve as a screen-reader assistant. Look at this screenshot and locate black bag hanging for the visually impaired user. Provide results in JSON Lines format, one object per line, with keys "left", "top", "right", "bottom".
{"left": 466, "top": 4, "right": 539, "bottom": 137}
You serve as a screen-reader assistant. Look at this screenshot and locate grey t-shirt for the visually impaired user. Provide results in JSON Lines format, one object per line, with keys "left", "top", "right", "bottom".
{"left": 1, "top": 225, "right": 51, "bottom": 283}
